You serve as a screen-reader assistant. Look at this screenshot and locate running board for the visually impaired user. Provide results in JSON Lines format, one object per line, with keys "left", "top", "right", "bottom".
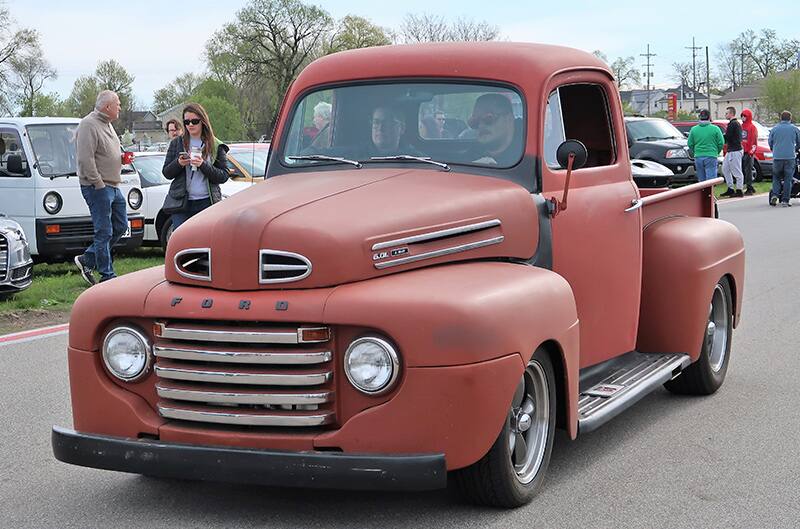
{"left": 578, "top": 352, "right": 691, "bottom": 434}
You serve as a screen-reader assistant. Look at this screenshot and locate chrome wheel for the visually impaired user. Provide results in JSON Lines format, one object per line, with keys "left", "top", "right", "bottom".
{"left": 508, "top": 360, "right": 550, "bottom": 484}
{"left": 706, "top": 283, "right": 730, "bottom": 373}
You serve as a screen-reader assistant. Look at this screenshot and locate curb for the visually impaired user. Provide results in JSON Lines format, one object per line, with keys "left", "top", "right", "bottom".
{"left": 0, "top": 323, "right": 70, "bottom": 346}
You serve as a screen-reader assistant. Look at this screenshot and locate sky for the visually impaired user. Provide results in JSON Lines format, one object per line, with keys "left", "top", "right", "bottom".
{"left": 6, "top": 0, "right": 799, "bottom": 109}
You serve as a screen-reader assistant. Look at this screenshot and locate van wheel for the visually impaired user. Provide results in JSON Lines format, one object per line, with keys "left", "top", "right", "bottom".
{"left": 665, "top": 277, "right": 733, "bottom": 395}
{"left": 455, "top": 349, "right": 556, "bottom": 508}
{"left": 159, "top": 217, "right": 174, "bottom": 251}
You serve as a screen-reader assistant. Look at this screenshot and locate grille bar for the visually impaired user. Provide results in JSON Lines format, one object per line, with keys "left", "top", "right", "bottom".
{"left": 156, "top": 382, "right": 333, "bottom": 406}
{"left": 155, "top": 322, "right": 329, "bottom": 344}
{"left": 154, "top": 364, "right": 332, "bottom": 386}
{"left": 158, "top": 403, "right": 334, "bottom": 427}
{"left": 154, "top": 345, "right": 332, "bottom": 365}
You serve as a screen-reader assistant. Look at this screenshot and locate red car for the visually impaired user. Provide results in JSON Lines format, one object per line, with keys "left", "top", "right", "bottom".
{"left": 673, "top": 120, "right": 773, "bottom": 181}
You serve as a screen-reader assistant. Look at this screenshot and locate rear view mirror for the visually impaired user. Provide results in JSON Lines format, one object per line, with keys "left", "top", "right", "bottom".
{"left": 556, "top": 140, "right": 587, "bottom": 170}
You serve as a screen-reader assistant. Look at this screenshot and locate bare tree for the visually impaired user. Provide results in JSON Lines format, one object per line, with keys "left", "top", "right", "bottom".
{"left": 0, "top": 2, "right": 37, "bottom": 113}
{"left": 398, "top": 13, "right": 499, "bottom": 43}
{"left": 153, "top": 72, "right": 205, "bottom": 113}
{"left": 610, "top": 56, "right": 641, "bottom": 89}
{"left": 8, "top": 43, "right": 56, "bottom": 116}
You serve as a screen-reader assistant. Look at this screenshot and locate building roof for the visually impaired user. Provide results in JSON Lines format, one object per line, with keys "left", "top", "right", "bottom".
{"left": 718, "top": 82, "right": 763, "bottom": 102}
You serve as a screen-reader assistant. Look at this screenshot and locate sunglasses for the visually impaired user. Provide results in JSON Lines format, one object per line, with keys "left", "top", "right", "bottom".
{"left": 468, "top": 112, "right": 504, "bottom": 129}
{"left": 183, "top": 119, "right": 201, "bottom": 126}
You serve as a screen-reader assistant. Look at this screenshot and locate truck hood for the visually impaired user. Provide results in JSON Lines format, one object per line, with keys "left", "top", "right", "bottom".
{"left": 165, "top": 169, "right": 539, "bottom": 290}
{"left": 636, "top": 138, "right": 688, "bottom": 150}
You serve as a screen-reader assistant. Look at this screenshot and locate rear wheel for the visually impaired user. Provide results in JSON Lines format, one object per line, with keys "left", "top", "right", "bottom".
{"left": 455, "top": 348, "right": 556, "bottom": 508}
{"left": 665, "top": 277, "right": 733, "bottom": 395}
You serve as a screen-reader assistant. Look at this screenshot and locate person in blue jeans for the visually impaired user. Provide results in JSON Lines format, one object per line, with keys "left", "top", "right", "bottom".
{"left": 74, "top": 90, "right": 130, "bottom": 285}
{"left": 767, "top": 110, "right": 800, "bottom": 207}
{"left": 687, "top": 109, "right": 724, "bottom": 182}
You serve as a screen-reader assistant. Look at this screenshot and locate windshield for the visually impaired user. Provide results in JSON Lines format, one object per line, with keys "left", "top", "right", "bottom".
{"left": 282, "top": 82, "right": 525, "bottom": 169}
{"left": 26, "top": 124, "right": 79, "bottom": 176}
{"left": 229, "top": 146, "right": 268, "bottom": 178}
{"left": 627, "top": 119, "right": 684, "bottom": 141}
{"left": 134, "top": 155, "right": 168, "bottom": 187}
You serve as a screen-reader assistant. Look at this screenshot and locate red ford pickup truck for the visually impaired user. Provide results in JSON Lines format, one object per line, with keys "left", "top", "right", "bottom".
{"left": 53, "top": 43, "right": 745, "bottom": 508}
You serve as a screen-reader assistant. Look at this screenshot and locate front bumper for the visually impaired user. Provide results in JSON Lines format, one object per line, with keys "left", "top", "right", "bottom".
{"left": 51, "top": 426, "right": 447, "bottom": 491}
{"left": 35, "top": 215, "right": 144, "bottom": 258}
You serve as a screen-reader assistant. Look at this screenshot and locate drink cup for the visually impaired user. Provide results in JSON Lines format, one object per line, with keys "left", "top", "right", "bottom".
{"left": 121, "top": 151, "right": 134, "bottom": 165}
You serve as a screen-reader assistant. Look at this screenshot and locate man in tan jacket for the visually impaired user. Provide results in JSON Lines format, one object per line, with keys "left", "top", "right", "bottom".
{"left": 73, "top": 90, "right": 130, "bottom": 284}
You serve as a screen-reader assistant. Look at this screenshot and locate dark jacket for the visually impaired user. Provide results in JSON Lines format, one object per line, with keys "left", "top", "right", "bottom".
{"left": 162, "top": 136, "right": 230, "bottom": 204}
{"left": 724, "top": 118, "right": 743, "bottom": 151}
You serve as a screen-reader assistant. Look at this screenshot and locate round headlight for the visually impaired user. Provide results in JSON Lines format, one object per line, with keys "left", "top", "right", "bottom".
{"left": 127, "top": 188, "right": 143, "bottom": 210}
{"left": 102, "top": 326, "right": 151, "bottom": 382}
{"left": 344, "top": 336, "right": 400, "bottom": 395}
{"left": 43, "top": 192, "right": 62, "bottom": 214}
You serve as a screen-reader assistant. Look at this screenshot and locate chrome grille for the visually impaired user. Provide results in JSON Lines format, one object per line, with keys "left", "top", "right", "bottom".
{"left": 260, "top": 250, "right": 312, "bottom": 284}
{"left": 0, "top": 234, "right": 7, "bottom": 281}
{"left": 153, "top": 321, "right": 335, "bottom": 428}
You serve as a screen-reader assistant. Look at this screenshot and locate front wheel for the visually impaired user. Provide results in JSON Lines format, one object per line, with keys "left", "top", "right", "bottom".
{"left": 665, "top": 277, "right": 733, "bottom": 395}
{"left": 455, "top": 349, "right": 556, "bottom": 508}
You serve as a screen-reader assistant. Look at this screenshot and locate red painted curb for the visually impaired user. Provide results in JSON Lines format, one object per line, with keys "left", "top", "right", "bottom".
{"left": 0, "top": 323, "right": 70, "bottom": 344}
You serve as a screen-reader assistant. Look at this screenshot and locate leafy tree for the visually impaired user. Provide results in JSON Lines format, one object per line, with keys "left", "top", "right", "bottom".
{"left": 153, "top": 72, "right": 205, "bottom": 114}
{"left": 763, "top": 70, "right": 800, "bottom": 120}
{"left": 7, "top": 43, "right": 56, "bottom": 116}
{"left": 398, "top": 13, "right": 498, "bottom": 43}
{"left": 327, "top": 15, "right": 391, "bottom": 53}
{"left": 193, "top": 95, "right": 245, "bottom": 141}
{"left": 0, "top": 2, "right": 38, "bottom": 114}
{"left": 64, "top": 75, "right": 100, "bottom": 117}
{"left": 64, "top": 60, "right": 135, "bottom": 132}
{"left": 31, "top": 92, "right": 68, "bottom": 117}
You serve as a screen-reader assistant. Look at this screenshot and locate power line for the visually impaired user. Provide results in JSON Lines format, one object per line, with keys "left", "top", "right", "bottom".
{"left": 734, "top": 43, "right": 747, "bottom": 90}
{"left": 640, "top": 44, "right": 655, "bottom": 116}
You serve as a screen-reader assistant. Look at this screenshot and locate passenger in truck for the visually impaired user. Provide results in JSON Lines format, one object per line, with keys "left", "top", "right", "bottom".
{"left": 368, "top": 105, "right": 423, "bottom": 157}
{"left": 466, "top": 93, "right": 521, "bottom": 166}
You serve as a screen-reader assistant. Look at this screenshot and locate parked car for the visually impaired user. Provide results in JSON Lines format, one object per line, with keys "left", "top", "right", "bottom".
{"left": 226, "top": 142, "right": 270, "bottom": 180}
{"left": 624, "top": 117, "right": 708, "bottom": 184}
{"left": 0, "top": 117, "right": 145, "bottom": 261}
{"left": 672, "top": 120, "right": 773, "bottom": 182}
{"left": 54, "top": 42, "right": 745, "bottom": 508}
{"left": 132, "top": 152, "right": 256, "bottom": 249}
{"left": 630, "top": 159, "right": 673, "bottom": 188}
{"left": 0, "top": 212, "right": 33, "bottom": 297}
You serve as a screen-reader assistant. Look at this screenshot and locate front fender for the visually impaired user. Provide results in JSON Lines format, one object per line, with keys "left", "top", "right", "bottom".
{"left": 322, "top": 261, "right": 581, "bottom": 451}
{"left": 637, "top": 217, "right": 744, "bottom": 359}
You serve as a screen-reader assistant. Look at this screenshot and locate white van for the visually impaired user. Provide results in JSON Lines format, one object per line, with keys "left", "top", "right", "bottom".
{"left": 0, "top": 117, "right": 145, "bottom": 261}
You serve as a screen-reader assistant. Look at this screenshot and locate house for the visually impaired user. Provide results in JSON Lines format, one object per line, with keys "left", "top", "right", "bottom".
{"left": 653, "top": 83, "right": 719, "bottom": 116}
{"left": 714, "top": 82, "right": 764, "bottom": 122}
{"left": 129, "top": 110, "right": 165, "bottom": 143}
{"left": 620, "top": 89, "right": 666, "bottom": 115}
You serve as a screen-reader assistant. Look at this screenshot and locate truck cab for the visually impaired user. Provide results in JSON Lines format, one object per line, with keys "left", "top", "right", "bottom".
{"left": 53, "top": 43, "right": 744, "bottom": 508}
{"left": 0, "top": 117, "right": 145, "bottom": 260}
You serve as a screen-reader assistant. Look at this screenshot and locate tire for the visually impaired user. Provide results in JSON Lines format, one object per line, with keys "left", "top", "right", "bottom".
{"left": 665, "top": 277, "right": 733, "bottom": 395}
{"left": 159, "top": 217, "right": 174, "bottom": 251}
{"left": 455, "top": 348, "right": 557, "bottom": 508}
{"left": 753, "top": 161, "right": 763, "bottom": 183}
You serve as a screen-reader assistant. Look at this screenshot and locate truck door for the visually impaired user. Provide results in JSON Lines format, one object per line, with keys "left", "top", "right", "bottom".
{"left": 541, "top": 74, "right": 642, "bottom": 368}
{"left": 0, "top": 127, "right": 36, "bottom": 250}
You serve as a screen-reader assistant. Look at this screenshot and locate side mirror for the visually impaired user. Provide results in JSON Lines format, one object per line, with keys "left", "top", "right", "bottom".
{"left": 556, "top": 140, "right": 587, "bottom": 170}
{"left": 549, "top": 140, "right": 587, "bottom": 217}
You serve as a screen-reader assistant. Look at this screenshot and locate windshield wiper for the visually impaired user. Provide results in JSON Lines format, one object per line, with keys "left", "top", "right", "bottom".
{"left": 288, "top": 155, "right": 361, "bottom": 168}
{"left": 369, "top": 155, "right": 450, "bottom": 171}
{"left": 48, "top": 171, "right": 78, "bottom": 179}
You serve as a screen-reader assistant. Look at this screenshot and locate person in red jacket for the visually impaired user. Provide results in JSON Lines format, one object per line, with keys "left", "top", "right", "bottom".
{"left": 741, "top": 108, "right": 758, "bottom": 195}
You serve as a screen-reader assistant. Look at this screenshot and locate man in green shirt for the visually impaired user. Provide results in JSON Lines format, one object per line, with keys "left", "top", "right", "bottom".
{"left": 687, "top": 109, "right": 724, "bottom": 182}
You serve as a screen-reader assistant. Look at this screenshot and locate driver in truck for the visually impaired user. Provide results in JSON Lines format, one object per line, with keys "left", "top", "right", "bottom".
{"left": 467, "top": 93, "right": 520, "bottom": 165}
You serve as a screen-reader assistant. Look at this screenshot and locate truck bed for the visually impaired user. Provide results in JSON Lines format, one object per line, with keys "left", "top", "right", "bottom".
{"left": 639, "top": 177, "right": 720, "bottom": 226}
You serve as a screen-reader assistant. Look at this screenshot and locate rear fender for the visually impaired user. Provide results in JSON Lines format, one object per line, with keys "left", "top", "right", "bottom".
{"left": 637, "top": 217, "right": 744, "bottom": 359}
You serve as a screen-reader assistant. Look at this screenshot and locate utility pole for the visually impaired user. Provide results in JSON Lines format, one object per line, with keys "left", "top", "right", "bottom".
{"left": 640, "top": 44, "right": 656, "bottom": 116}
{"left": 734, "top": 42, "right": 747, "bottom": 90}
{"left": 706, "top": 46, "right": 712, "bottom": 116}
{"left": 686, "top": 37, "right": 702, "bottom": 110}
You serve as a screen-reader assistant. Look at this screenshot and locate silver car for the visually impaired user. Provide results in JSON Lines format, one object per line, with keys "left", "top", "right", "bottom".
{"left": 0, "top": 213, "right": 33, "bottom": 296}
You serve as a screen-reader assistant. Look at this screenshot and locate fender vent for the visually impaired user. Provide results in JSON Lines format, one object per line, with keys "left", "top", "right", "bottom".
{"left": 260, "top": 250, "right": 312, "bottom": 284}
{"left": 174, "top": 248, "right": 211, "bottom": 281}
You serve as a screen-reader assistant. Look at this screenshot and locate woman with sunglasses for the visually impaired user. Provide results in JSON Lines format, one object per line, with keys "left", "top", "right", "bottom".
{"left": 161, "top": 102, "right": 230, "bottom": 230}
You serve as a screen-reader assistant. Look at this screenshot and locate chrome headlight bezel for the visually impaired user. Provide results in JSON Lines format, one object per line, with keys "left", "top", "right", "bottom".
{"left": 102, "top": 325, "right": 152, "bottom": 382}
{"left": 665, "top": 148, "right": 689, "bottom": 159}
{"left": 127, "top": 188, "right": 143, "bottom": 210}
{"left": 43, "top": 192, "right": 63, "bottom": 214}
{"left": 344, "top": 336, "right": 400, "bottom": 395}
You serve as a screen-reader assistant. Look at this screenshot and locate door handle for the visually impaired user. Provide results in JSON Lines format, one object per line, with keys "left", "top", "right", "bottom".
{"left": 624, "top": 199, "right": 643, "bottom": 212}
